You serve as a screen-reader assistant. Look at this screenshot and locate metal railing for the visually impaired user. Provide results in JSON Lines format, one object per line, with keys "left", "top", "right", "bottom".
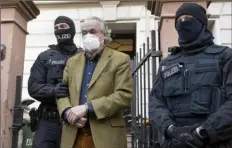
{"left": 125, "top": 30, "right": 162, "bottom": 148}
{"left": 10, "top": 75, "right": 24, "bottom": 148}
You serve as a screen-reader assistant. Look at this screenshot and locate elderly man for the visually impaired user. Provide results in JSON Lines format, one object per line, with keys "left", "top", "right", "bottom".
{"left": 56, "top": 16, "right": 133, "bottom": 148}
{"left": 149, "top": 3, "right": 232, "bottom": 148}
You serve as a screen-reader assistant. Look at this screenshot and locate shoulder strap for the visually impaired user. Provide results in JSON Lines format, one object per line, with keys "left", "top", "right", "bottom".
{"left": 166, "top": 52, "right": 181, "bottom": 61}
{"left": 204, "top": 44, "right": 226, "bottom": 55}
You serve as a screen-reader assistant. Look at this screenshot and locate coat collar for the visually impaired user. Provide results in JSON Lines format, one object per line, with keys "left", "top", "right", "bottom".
{"left": 73, "top": 47, "right": 113, "bottom": 93}
{"left": 88, "top": 47, "right": 112, "bottom": 88}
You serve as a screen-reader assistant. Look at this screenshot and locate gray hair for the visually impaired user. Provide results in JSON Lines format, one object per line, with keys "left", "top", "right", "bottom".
{"left": 80, "top": 16, "right": 112, "bottom": 44}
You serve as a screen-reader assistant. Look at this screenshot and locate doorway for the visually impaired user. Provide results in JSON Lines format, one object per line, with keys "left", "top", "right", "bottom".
{"left": 107, "top": 33, "right": 136, "bottom": 59}
{"left": 106, "top": 22, "right": 136, "bottom": 60}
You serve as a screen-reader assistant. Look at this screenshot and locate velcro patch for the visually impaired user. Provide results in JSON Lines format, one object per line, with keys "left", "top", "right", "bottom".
{"left": 163, "top": 65, "right": 180, "bottom": 79}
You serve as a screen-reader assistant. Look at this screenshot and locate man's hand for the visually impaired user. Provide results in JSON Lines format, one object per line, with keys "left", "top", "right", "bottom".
{"left": 53, "top": 81, "right": 69, "bottom": 98}
{"left": 66, "top": 104, "right": 88, "bottom": 124}
{"left": 75, "top": 117, "right": 87, "bottom": 128}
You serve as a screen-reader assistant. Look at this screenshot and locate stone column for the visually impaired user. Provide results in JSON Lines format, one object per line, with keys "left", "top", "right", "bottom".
{"left": 153, "top": 1, "right": 207, "bottom": 58}
{"left": 0, "top": 1, "right": 39, "bottom": 147}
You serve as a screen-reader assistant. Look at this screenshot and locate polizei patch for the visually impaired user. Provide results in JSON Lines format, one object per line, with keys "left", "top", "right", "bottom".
{"left": 48, "top": 59, "right": 65, "bottom": 65}
{"left": 56, "top": 34, "right": 71, "bottom": 39}
{"left": 163, "top": 65, "right": 180, "bottom": 79}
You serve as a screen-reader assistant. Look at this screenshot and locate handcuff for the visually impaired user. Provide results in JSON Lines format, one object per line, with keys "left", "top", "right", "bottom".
{"left": 196, "top": 126, "right": 209, "bottom": 139}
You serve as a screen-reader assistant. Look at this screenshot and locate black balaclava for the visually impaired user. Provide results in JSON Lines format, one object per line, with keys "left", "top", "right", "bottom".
{"left": 175, "top": 3, "right": 214, "bottom": 51}
{"left": 54, "top": 16, "right": 76, "bottom": 54}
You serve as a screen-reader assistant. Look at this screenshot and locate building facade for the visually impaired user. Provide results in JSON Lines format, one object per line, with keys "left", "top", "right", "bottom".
{"left": 22, "top": 0, "right": 232, "bottom": 123}
{"left": 22, "top": 1, "right": 158, "bottom": 107}
{"left": 1, "top": 0, "right": 231, "bottom": 147}
{"left": 6, "top": 0, "right": 230, "bottom": 148}
{"left": 208, "top": 2, "right": 232, "bottom": 48}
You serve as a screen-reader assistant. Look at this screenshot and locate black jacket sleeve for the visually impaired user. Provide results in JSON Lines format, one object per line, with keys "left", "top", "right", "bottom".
{"left": 149, "top": 63, "right": 175, "bottom": 135}
{"left": 28, "top": 51, "right": 54, "bottom": 103}
{"left": 201, "top": 48, "right": 232, "bottom": 143}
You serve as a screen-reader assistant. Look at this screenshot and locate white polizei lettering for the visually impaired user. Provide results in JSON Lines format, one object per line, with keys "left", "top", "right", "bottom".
{"left": 56, "top": 34, "right": 71, "bottom": 39}
{"left": 56, "top": 35, "right": 61, "bottom": 39}
{"left": 51, "top": 60, "right": 65, "bottom": 65}
{"left": 161, "top": 66, "right": 166, "bottom": 71}
{"left": 164, "top": 66, "right": 179, "bottom": 79}
{"left": 63, "top": 34, "right": 71, "bottom": 39}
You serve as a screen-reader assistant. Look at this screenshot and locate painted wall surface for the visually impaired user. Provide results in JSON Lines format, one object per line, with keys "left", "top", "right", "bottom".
{"left": 208, "top": 2, "right": 232, "bottom": 47}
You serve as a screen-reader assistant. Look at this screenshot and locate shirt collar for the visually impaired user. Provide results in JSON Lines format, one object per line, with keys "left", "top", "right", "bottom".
{"left": 85, "top": 48, "right": 104, "bottom": 62}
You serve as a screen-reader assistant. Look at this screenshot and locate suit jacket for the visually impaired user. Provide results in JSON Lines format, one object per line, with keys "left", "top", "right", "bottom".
{"left": 57, "top": 47, "right": 133, "bottom": 148}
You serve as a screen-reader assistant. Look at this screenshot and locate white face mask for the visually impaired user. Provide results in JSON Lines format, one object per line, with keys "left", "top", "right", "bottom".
{"left": 82, "top": 34, "right": 102, "bottom": 53}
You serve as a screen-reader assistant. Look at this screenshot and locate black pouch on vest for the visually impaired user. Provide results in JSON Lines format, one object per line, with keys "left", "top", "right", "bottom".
{"left": 190, "top": 59, "right": 221, "bottom": 115}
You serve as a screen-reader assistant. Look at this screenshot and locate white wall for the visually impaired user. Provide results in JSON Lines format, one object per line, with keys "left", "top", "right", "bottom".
{"left": 208, "top": 2, "right": 232, "bottom": 48}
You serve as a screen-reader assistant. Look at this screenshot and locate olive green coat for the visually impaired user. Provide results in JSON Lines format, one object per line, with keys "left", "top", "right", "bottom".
{"left": 57, "top": 47, "right": 133, "bottom": 148}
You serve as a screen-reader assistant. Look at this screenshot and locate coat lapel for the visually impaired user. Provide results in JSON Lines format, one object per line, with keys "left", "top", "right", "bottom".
{"left": 88, "top": 48, "right": 112, "bottom": 88}
{"left": 74, "top": 53, "right": 85, "bottom": 100}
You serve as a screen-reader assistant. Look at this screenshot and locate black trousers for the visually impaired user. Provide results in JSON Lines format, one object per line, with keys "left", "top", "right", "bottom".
{"left": 32, "top": 119, "right": 62, "bottom": 148}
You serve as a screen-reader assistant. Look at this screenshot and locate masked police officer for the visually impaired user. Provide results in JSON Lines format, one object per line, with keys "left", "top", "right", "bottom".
{"left": 28, "top": 16, "right": 82, "bottom": 148}
{"left": 149, "top": 3, "right": 232, "bottom": 148}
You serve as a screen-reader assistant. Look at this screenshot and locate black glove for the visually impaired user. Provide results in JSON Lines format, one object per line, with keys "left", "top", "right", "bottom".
{"left": 166, "top": 124, "right": 199, "bottom": 140}
{"left": 52, "top": 81, "right": 69, "bottom": 99}
{"left": 165, "top": 124, "right": 199, "bottom": 148}
{"left": 180, "top": 130, "right": 204, "bottom": 148}
{"left": 167, "top": 139, "right": 187, "bottom": 148}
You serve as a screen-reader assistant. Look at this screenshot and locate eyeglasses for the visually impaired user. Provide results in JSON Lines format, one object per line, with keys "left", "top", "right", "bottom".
{"left": 176, "top": 15, "right": 193, "bottom": 23}
{"left": 54, "top": 23, "right": 70, "bottom": 30}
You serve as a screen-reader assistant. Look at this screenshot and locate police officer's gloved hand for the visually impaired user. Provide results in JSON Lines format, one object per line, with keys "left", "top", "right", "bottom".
{"left": 165, "top": 124, "right": 199, "bottom": 147}
{"left": 166, "top": 124, "right": 199, "bottom": 139}
{"left": 181, "top": 126, "right": 207, "bottom": 148}
{"left": 52, "top": 81, "right": 69, "bottom": 99}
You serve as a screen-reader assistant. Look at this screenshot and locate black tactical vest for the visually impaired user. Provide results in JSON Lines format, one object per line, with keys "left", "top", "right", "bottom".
{"left": 161, "top": 45, "right": 227, "bottom": 125}
{"left": 46, "top": 48, "right": 79, "bottom": 86}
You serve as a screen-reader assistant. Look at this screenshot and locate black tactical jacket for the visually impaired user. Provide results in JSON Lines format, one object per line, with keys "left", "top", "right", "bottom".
{"left": 149, "top": 44, "right": 232, "bottom": 147}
